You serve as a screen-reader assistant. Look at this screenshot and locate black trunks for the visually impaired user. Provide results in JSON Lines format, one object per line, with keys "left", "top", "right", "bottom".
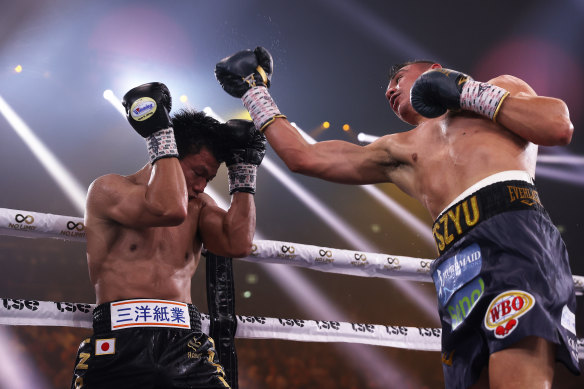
{"left": 70, "top": 299, "right": 230, "bottom": 389}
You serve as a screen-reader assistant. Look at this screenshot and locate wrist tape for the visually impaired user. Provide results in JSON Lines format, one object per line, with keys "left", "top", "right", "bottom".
{"left": 146, "top": 128, "right": 179, "bottom": 164}
{"left": 228, "top": 163, "right": 257, "bottom": 194}
{"left": 461, "top": 80, "right": 510, "bottom": 122}
{"left": 242, "top": 87, "right": 286, "bottom": 132}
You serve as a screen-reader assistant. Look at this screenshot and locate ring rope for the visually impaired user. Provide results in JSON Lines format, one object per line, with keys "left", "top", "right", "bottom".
{"left": 0, "top": 298, "right": 442, "bottom": 351}
{"left": 1, "top": 207, "right": 583, "bottom": 293}
{"left": 1, "top": 298, "right": 583, "bottom": 357}
{"left": 1, "top": 207, "right": 583, "bottom": 358}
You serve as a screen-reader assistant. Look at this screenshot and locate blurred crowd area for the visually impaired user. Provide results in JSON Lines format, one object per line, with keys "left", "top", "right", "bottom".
{"left": 9, "top": 326, "right": 445, "bottom": 388}
{"left": 6, "top": 325, "right": 584, "bottom": 388}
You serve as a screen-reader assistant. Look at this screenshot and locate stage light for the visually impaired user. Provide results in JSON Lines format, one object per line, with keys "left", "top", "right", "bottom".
{"left": 103, "top": 89, "right": 126, "bottom": 117}
{"left": 103, "top": 89, "right": 114, "bottom": 100}
{"left": 202, "top": 107, "right": 221, "bottom": 120}
{"left": 14, "top": 65, "right": 22, "bottom": 73}
{"left": 323, "top": 121, "right": 330, "bottom": 128}
{"left": 245, "top": 274, "right": 258, "bottom": 284}
{"left": 357, "top": 132, "right": 379, "bottom": 143}
{"left": 342, "top": 124, "right": 350, "bottom": 131}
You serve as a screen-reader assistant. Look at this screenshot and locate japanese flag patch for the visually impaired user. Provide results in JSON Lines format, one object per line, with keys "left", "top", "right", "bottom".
{"left": 95, "top": 338, "right": 115, "bottom": 355}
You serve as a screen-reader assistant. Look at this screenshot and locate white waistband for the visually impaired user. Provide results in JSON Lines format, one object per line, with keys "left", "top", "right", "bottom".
{"left": 437, "top": 170, "right": 534, "bottom": 220}
{"left": 110, "top": 299, "right": 192, "bottom": 331}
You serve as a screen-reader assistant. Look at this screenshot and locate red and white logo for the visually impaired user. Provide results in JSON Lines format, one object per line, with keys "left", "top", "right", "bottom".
{"left": 95, "top": 338, "right": 115, "bottom": 355}
{"left": 484, "top": 290, "right": 535, "bottom": 338}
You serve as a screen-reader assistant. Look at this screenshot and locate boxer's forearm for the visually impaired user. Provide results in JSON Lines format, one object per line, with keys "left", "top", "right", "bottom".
{"left": 496, "top": 94, "right": 573, "bottom": 146}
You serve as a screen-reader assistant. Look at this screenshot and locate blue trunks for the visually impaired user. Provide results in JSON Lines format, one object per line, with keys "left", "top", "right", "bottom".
{"left": 430, "top": 177, "right": 580, "bottom": 388}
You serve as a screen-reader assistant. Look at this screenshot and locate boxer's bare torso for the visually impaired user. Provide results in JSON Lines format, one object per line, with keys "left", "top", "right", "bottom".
{"left": 84, "top": 149, "right": 245, "bottom": 305}
{"left": 377, "top": 109, "right": 536, "bottom": 220}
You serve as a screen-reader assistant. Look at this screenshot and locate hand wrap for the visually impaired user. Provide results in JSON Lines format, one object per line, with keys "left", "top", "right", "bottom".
{"left": 460, "top": 81, "right": 510, "bottom": 122}
{"left": 228, "top": 163, "right": 258, "bottom": 194}
{"left": 242, "top": 87, "right": 286, "bottom": 132}
{"left": 146, "top": 128, "right": 179, "bottom": 164}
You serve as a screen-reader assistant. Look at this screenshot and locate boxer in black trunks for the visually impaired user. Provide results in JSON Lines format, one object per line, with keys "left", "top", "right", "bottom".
{"left": 70, "top": 82, "right": 265, "bottom": 389}
{"left": 214, "top": 48, "right": 579, "bottom": 388}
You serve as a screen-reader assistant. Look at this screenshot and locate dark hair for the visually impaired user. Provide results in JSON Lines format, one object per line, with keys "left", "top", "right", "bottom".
{"left": 388, "top": 60, "right": 436, "bottom": 81}
{"left": 171, "top": 108, "right": 225, "bottom": 163}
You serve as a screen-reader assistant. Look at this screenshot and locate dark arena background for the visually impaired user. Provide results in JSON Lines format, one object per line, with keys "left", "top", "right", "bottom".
{"left": 1, "top": 0, "right": 583, "bottom": 388}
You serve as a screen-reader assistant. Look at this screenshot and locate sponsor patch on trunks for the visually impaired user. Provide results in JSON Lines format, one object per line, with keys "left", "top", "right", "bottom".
{"left": 433, "top": 243, "right": 482, "bottom": 307}
{"left": 110, "top": 299, "right": 191, "bottom": 330}
{"left": 447, "top": 277, "right": 484, "bottom": 331}
{"left": 484, "top": 290, "right": 535, "bottom": 339}
{"left": 561, "top": 305, "right": 576, "bottom": 335}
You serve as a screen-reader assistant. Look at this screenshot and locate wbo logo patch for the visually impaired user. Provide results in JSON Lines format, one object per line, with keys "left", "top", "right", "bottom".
{"left": 484, "top": 290, "right": 535, "bottom": 338}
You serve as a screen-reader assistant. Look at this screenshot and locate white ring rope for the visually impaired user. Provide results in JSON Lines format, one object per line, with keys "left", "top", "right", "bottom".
{"left": 2, "top": 207, "right": 582, "bottom": 292}
{"left": 1, "top": 207, "right": 583, "bottom": 358}
{"left": 0, "top": 298, "right": 442, "bottom": 352}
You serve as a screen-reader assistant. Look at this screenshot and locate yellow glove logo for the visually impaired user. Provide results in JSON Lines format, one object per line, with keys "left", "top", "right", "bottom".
{"left": 130, "top": 97, "right": 157, "bottom": 122}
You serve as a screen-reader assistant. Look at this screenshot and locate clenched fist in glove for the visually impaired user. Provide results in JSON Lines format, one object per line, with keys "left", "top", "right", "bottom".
{"left": 410, "top": 68, "right": 509, "bottom": 122}
{"left": 215, "top": 47, "right": 286, "bottom": 132}
{"left": 219, "top": 119, "right": 266, "bottom": 194}
{"left": 122, "top": 82, "right": 179, "bottom": 164}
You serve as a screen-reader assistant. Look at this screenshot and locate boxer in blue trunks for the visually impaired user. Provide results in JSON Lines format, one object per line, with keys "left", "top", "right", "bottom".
{"left": 431, "top": 173, "right": 579, "bottom": 388}
{"left": 71, "top": 83, "right": 265, "bottom": 388}
{"left": 214, "top": 48, "right": 579, "bottom": 387}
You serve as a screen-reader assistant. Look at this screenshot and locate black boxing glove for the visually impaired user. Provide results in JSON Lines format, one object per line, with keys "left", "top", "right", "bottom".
{"left": 411, "top": 68, "right": 510, "bottom": 122}
{"left": 122, "top": 82, "right": 178, "bottom": 163}
{"left": 215, "top": 47, "right": 286, "bottom": 132}
{"left": 215, "top": 47, "right": 273, "bottom": 98}
{"left": 221, "top": 119, "right": 266, "bottom": 194}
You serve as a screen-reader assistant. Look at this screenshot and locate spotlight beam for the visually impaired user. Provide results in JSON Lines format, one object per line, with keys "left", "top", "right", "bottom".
{"left": 0, "top": 94, "right": 86, "bottom": 214}
{"left": 0, "top": 327, "right": 51, "bottom": 389}
{"left": 317, "top": 0, "right": 440, "bottom": 61}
